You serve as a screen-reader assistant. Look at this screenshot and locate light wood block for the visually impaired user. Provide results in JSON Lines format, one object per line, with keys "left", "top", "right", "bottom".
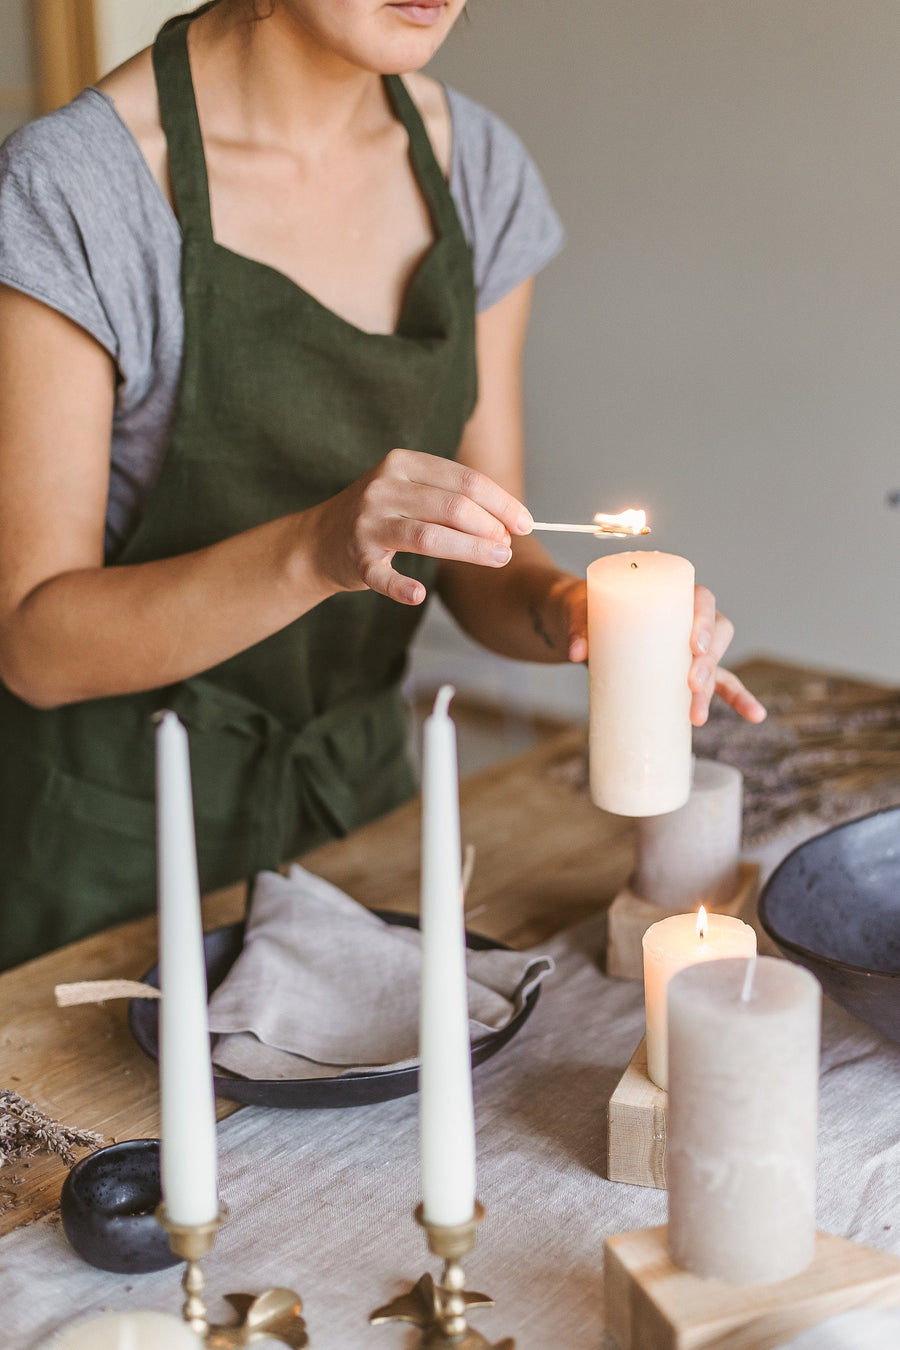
{"left": 607, "top": 861, "right": 762, "bottom": 981}
{"left": 604, "top": 1225, "right": 900, "bottom": 1350}
{"left": 607, "top": 1036, "right": 667, "bottom": 1189}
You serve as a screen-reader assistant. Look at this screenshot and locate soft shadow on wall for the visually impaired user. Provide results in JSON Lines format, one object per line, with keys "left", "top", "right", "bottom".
{"left": 421, "top": 0, "right": 900, "bottom": 714}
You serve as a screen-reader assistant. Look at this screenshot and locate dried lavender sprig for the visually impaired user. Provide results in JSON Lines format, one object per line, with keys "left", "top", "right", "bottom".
{"left": 0, "top": 1089, "right": 105, "bottom": 1169}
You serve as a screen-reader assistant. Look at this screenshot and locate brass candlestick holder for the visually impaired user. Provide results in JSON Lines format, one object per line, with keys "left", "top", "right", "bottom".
{"left": 370, "top": 1201, "right": 513, "bottom": 1348}
{"left": 157, "top": 1202, "right": 309, "bottom": 1348}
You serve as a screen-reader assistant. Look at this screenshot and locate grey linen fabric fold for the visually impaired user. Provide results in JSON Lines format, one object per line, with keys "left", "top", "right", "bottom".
{"left": 206, "top": 865, "right": 553, "bottom": 1080}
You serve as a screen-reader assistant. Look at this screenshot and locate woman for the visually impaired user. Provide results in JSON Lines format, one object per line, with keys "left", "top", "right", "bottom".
{"left": 0, "top": 0, "right": 764, "bottom": 970}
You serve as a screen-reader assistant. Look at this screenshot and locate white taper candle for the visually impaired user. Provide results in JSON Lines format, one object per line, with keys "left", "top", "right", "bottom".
{"left": 419, "top": 686, "right": 477, "bottom": 1228}
{"left": 155, "top": 711, "right": 219, "bottom": 1227}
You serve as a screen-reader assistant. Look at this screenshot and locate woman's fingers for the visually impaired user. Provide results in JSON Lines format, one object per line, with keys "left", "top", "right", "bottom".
{"left": 396, "top": 484, "right": 513, "bottom": 548}
{"left": 688, "top": 584, "right": 766, "bottom": 725}
{"left": 690, "top": 587, "right": 731, "bottom": 724}
{"left": 389, "top": 517, "right": 513, "bottom": 568}
{"left": 393, "top": 449, "right": 532, "bottom": 537}
{"left": 362, "top": 558, "right": 426, "bottom": 606}
{"left": 564, "top": 580, "right": 588, "bottom": 662}
{"left": 711, "top": 667, "right": 767, "bottom": 723}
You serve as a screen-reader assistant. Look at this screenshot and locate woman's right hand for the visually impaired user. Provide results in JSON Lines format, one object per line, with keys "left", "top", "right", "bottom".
{"left": 308, "top": 447, "right": 534, "bottom": 605}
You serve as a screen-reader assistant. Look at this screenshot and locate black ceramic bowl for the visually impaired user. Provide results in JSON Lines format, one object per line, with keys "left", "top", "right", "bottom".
{"left": 60, "top": 1138, "right": 179, "bottom": 1273}
{"left": 759, "top": 806, "right": 900, "bottom": 1043}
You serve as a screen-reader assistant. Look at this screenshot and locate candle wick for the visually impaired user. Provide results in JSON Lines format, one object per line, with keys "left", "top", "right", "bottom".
{"left": 432, "top": 684, "right": 456, "bottom": 718}
{"left": 740, "top": 955, "right": 758, "bottom": 1003}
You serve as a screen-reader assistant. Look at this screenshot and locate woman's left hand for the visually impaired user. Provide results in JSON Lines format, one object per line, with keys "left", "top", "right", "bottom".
{"left": 562, "top": 580, "right": 767, "bottom": 727}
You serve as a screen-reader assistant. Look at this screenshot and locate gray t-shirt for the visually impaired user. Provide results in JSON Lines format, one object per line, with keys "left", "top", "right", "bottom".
{"left": 0, "top": 85, "right": 564, "bottom": 558}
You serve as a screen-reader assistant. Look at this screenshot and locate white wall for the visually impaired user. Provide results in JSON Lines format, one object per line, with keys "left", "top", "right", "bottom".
{"left": 0, "top": 0, "right": 35, "bottom": 141}
{"left": 417, "top": 0, "right": 900, "bottom": 710}
{"left": 94, "top": 0, "right": 185, "bottom": 73}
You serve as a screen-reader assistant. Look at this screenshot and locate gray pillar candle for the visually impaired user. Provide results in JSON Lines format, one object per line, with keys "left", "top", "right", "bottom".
{"left": 667, "top": 956, "right": 821, "bottom": 1286}
{"left": 634, "top": 759, "right": 742, "bottom": 908}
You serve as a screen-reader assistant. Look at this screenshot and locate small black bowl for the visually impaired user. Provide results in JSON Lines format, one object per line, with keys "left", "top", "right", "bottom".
{"left": 60, "top": 1138, "right": 179, "bottom": 1273}
{"left": 759, "top": 805, "right": 900, "bottom": 1043}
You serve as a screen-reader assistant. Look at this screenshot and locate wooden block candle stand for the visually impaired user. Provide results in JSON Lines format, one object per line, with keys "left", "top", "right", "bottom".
{"left": 604, "top": 1225, "right": 900, "bottom": 1350}
{"left": 607, "top": 1037, "right": 667, "bottom": 1190}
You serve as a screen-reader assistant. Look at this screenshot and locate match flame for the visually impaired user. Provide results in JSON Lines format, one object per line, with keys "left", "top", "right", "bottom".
{"left": 592, "top": 508, "right": 649, "bottom": 537}
{"left": 696, "top": 905, "right": 708, "bottom": 941}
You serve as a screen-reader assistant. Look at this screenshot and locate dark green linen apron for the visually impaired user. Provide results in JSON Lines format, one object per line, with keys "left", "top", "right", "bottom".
{"left": 0, "top": 7, "right": 476, "bottom": 971}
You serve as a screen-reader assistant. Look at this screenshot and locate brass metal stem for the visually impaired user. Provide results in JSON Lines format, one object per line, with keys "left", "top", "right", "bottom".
{"left": 370, "top": 1202, "right": 514, "bottom": 1349}
{"left": 156, "top": 1204, "right": 226, "bottom": 1338}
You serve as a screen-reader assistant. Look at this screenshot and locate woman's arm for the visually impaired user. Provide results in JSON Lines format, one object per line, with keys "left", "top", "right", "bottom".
{"left": 437, "top": 279, "right": 767, "bottom": 727}
{"left": 0, "top": 286, "right": 529, "bottom": 709}
{"left": 437, "top": 279, "right": 581, "bottom": 662}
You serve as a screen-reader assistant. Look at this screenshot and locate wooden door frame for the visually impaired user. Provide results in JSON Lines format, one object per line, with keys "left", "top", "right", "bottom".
{"left": 30, "top": 0, "right": 98, "bottom": 114}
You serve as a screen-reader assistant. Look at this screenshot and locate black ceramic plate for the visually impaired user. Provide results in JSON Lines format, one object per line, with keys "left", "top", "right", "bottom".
{"left": 129, "top": 912, "right": 540, "bottom": 1108}
{"left": 759, "top": 805, "right": 900, "bottom": 1044}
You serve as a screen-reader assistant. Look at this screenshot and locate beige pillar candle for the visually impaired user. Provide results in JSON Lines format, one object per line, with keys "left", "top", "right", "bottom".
{"left": 587, "top": 551, "right": 694, "bottom": 817}
{"left": 667, "top": 956, "right": 821, "bottom": 1285}
{"left": 634, "top": 759, "right": 743, "bottom": 907}
{"left": 643, "top": 908, "right": 756, "bottom": 1090}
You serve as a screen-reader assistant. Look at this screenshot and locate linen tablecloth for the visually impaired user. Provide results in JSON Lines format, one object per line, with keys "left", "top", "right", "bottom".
{"left": 2, "top": 836, "right": 899, "bottom": 1349}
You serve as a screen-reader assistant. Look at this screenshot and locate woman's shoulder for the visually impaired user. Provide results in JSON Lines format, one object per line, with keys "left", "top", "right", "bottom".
{"left": 1, "top": 74, "right": 171, "bottom": 243}
{"left": 402, "top": 74, "right": 533, "bottom": 187}
{"left": 2, "top": 88, "right": 126, "bottom": 194}
{"left": 0, "top": 80, "right": 179, "bottom": 369}
{"left": 439, "top": 84, "right": 566, "bottom": 312}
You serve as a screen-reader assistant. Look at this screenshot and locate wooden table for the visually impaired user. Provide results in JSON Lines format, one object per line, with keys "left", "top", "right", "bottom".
{"left": 1, "top": 658, "right": 897, "bottom": 1239}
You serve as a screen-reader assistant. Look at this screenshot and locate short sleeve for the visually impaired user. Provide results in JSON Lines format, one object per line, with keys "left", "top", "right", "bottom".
{"left": 446, "top": 86, "right": 565, "bottom": 313}
{"left": 0, "top": 99, "right": 119, "bottom": 358}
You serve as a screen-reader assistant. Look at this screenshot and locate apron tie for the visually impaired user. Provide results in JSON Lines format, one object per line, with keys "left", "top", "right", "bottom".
{"left": 164, "top": 677, "right": 408, "bottom": 869}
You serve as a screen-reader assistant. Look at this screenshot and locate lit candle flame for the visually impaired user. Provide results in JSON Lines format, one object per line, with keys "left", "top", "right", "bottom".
{"left": 592, "top": 508, "right": 650, "bottom": 537}
{"left": 696, "top": 905, "right": 708, "bottom": 941}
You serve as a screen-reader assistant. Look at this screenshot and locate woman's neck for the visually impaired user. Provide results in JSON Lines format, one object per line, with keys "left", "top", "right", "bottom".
{"left": 191, "top": 2, "right": 391, "bottom": 156}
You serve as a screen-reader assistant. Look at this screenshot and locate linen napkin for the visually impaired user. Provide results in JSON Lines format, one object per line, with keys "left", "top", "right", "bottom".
{"left": 207, "top": 865, "right": 553, "bottom": 1080}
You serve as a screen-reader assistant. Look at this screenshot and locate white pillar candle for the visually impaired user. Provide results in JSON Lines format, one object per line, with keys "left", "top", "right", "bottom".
{"left": 667, "top": 956, "right": 821, "bottom": 1285}
{"left": 155, "top": 712, "right": 219, "bottom": 1227}
{"left": 643, "top": 908, "right": 756, "bottom": 1090}
{"left": 43, "top": 1310, "right": 202, "bottom": 1349}
{"left": 587, "top": 551, "right": 695, "bottom": 817}
{"left": 419, "top": 686, "right": 477, "bottom": 1228}
{"left": 634, "top": 759, "right": 743, "bottom": 908}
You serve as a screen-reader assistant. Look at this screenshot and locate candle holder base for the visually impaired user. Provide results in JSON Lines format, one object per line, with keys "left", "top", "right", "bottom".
{"left": 606, "top": 862, "right": 762, "bottom": 982}
{"left": 370, "top": 1203, "right": 514, "bottom": 1348}
{"left": 607, "top": 1036, "right": 668, "bottom": 1190}
{"left": 604, "top": 1224, "right": 900, "bottom": 1350}
{"left": 157, "top": 1204, "right": 309, "bottom": 1347}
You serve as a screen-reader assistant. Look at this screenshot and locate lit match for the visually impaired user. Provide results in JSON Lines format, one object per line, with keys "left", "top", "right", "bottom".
{"left": 530, "top": 508, "right": 650, "bottom": 538}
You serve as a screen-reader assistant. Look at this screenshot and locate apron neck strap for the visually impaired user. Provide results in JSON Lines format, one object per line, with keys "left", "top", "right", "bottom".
{"left": 152, "top": 8, "right": 215, "bottom": 242}
{"left": 151, "top": 13, "right": 459, "bottom": 246}
{"left": 384, "top": 75, "right": 459, "bottom": 240}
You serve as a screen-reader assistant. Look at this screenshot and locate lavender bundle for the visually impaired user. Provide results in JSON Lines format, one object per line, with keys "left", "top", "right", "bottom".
{"left": 0, "top": 1089, "right": 104, "bottom": 1169}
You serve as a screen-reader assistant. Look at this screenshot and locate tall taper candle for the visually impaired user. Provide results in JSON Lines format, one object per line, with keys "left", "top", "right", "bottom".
{"left": 156, "top": 712, "right": 219, "bottom": 1227}
{"left": 587, "top": 551, "right": 694, "bottom": 816}
{"left": 419, "top": 685, "right": 477, "bottom": 1227}
{"left": 667, "top": 956, "right": 820, "bottom": 1284}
